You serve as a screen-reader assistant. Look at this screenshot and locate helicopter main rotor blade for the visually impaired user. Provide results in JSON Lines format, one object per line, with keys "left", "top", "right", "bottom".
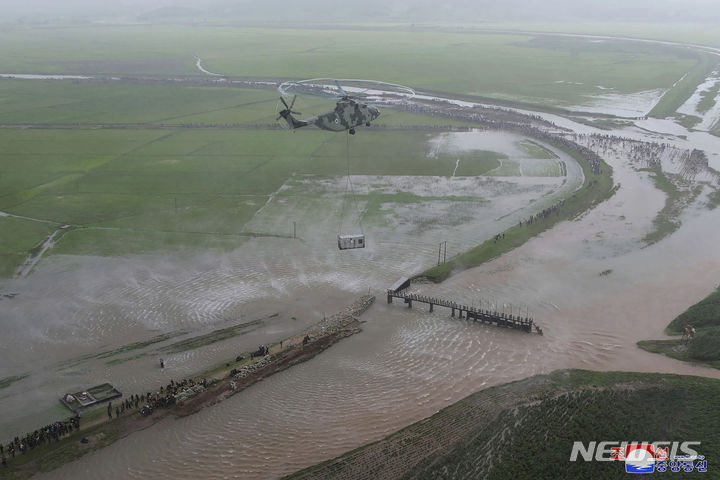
{"left": 280, "top": 97, "right": 290, "bottom": 109}
{"left": 333, "top": 79, "right": 349, "bottom": 98}
{"left": 289, "top": 95, "right": 297, "bottom": 110}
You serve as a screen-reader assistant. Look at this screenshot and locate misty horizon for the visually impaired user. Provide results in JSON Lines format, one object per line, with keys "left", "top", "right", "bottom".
{"left": 3, "top": 0, "right": 720, "bottom": 24}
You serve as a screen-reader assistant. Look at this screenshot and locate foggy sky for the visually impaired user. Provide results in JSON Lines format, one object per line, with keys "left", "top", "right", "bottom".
{"left": 3, "top": 0, "right": 720, "bottom": 23}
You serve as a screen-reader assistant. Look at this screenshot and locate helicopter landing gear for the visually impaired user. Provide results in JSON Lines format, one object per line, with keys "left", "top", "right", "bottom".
{"left": 349, "top": 128, "right": 356, "bottom": 135}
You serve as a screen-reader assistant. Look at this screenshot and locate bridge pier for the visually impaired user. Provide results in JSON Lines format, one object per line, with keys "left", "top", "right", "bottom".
{"left": 458, "top": 310, "right": 464, "bottom": 319}
{"left": 451, "top": 308, "right": 455, "bottom": 317}
{"left": 429, "top": 303, "right": 433, "bottom": 313}
{"left": 387, "top": 292, "right": 392, "bottom": 304}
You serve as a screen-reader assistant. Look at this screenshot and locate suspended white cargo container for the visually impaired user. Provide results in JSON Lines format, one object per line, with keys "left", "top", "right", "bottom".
{"left": 338, "top": 234, "right": 365, "bottom": 250}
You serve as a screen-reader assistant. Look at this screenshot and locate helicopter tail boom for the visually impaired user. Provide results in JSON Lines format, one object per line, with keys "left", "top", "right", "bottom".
{"left": 279, "top": 110, "right": 309, "bottom": 129}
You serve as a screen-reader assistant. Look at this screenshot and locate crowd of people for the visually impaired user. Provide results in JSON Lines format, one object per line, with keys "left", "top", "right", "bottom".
{"left": 2, "top": 375, "right": 209, "bottom": 468}
{"left": 573, "top": 133, "right": 710, "bottom": 181}
{"left": 1, "top": 416, "right": 80, "bottom": 466}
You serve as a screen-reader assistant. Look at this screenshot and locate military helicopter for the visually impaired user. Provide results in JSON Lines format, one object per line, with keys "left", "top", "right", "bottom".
{"left": 277, "top": 79, "right": 414, "bottom": 134}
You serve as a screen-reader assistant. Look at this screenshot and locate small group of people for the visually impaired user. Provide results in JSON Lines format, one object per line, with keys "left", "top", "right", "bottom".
{"left": 105, "top": 377, "right": 209, "bottom": 420}
{"left": 519, "top": 200, "right": 565, "bottom": 227}
{"left": 250, "top": 345, "right": 270, "bottom": 358}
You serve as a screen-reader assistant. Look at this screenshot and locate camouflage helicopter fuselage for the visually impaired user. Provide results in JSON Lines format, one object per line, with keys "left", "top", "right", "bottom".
{"left": 279, "top": 97, "right": 380, "bottom": 134}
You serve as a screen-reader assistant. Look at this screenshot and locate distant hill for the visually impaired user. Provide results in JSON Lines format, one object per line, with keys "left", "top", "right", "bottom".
{"left": 285, "top": 370, "right": 720, "bottom": 480}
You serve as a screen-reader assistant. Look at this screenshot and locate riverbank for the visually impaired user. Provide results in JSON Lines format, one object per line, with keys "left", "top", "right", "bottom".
{"left": 285, "top": 369, "right": 720, "bottom": 479}
{"left": 0, "top": 295, "right": 375, "bottom": 479}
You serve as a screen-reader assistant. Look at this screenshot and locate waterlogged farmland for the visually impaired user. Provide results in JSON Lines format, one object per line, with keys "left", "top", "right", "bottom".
{"left": 2, "top": 22, "right": 720, "bottom": 480}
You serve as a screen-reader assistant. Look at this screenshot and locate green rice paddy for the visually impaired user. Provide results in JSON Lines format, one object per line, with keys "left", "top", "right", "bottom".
{"left": 0, "top": 24, "right": 707, "bottom": 278}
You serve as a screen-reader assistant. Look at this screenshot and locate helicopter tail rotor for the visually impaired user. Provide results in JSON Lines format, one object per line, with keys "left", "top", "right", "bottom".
{"left": 276, "top": 95, "right": 301, "bottom": 121}
{"left": 276, "top": 95, "right": 308, "bottom": 130}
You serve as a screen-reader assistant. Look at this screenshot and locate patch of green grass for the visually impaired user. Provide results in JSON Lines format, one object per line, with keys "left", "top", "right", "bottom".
{"left": 0, "top": 216, "right": 55, "bottom": 277}
{"left": 417, "top": 142, "right": 614, "bottom": 282}
{"left": 675, "top": 113, "right": 702, "bottom": 129}
{"left": 688, "top": 326, "right": 720, "bottom": 361}
{"left": 650, "top": 52, "right": 719, "bottom": 118}
{"left": 568, "top": 116, "right": 635, "bottom": 130}
{"left": 637, "top": 338, "right": 720, "bottom": 370}
{"left": 642, "top": 167, "right": 700, "bottom": 245}
{"left": 667, "top": 283, "right": 720, "bottom": 334}
{"left": 697, "top": 80, "right": 720, "bottom": 114}
{"left": 159, "top": 317, "right": 266, "bottom": 354}
{"left": 707, "top": 185, "right": 720, "bottom": 209}
{"left": 0, "top": 374, "right": 28, "bottom": 390}
{"left": 96, "top": 331, "right": 189, "bottom": 359}
{"left": 515, "top": 140, "right": 558, "bottom": 159}
{"left": 105, "top": 353, "right": 147, "bottom": 366}
{"left": 599, "top": 269, "right": 612, "bottom": 276}
{"left": 53, "top": 228, "right": 251, "bottom": 258}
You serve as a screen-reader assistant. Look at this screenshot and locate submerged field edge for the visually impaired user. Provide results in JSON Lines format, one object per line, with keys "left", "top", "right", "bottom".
{"left": 415, "top": 135, "right": 615, "bottom": 283}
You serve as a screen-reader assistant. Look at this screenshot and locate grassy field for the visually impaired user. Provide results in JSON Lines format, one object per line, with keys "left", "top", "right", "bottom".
{"left": 287, "top": 369, "right": 720, "bottom": 480}
{"left": 478, "top": 22, "right": 720, "bottom": 48}
{"left": 648, "top": 51, "right": 719, "bottom": 119}
{"left": 0, "top": 125, "right": 510, "bottom": 276}
{"left": 0, "top": 24, "right": 704, "bottom": 279}
{"left": 0, "top": 79, "right": 476, "bottom": 128}
{"left": 0, "top": 25, "right": 697, "bottom": 107}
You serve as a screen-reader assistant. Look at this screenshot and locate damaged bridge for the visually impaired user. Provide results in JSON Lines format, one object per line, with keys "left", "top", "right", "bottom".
{"left": 387, "top": 287, "right": 541, "bottom": 334}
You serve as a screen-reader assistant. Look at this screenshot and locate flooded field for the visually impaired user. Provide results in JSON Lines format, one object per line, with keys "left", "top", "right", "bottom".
{"left": 0, "top": 131, "right": 578, "bottom": 439}
{"left": 1, "top": 21, "right": 720, "bottom": 478}
{"left": 568, "top": 88, "right": 666, "bottom": 117}
{"left": 2, "top": 117, "right": 708, "bottom": 479}
{"left": 35, "top": 129, "right": 720, "bottom": 479}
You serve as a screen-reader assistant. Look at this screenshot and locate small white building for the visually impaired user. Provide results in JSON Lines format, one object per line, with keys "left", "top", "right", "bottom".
{"left": 338, "top": 234, "right": 365, "bottom": 250}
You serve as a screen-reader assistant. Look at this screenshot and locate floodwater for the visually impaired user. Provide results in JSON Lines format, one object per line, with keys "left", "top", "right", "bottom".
{"left": 568, "top": 88, "right": 665, "bottom": 117}
{"left": 0, "top": 131, "right": 575, "bottom": 440}
{"left": 31, "top": 124, "right": 720, "bottom": 479}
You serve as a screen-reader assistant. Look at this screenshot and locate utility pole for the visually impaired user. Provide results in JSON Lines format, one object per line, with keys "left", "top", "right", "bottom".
{"left": 438, "top": 241, "right": 447, "bottom": 265}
